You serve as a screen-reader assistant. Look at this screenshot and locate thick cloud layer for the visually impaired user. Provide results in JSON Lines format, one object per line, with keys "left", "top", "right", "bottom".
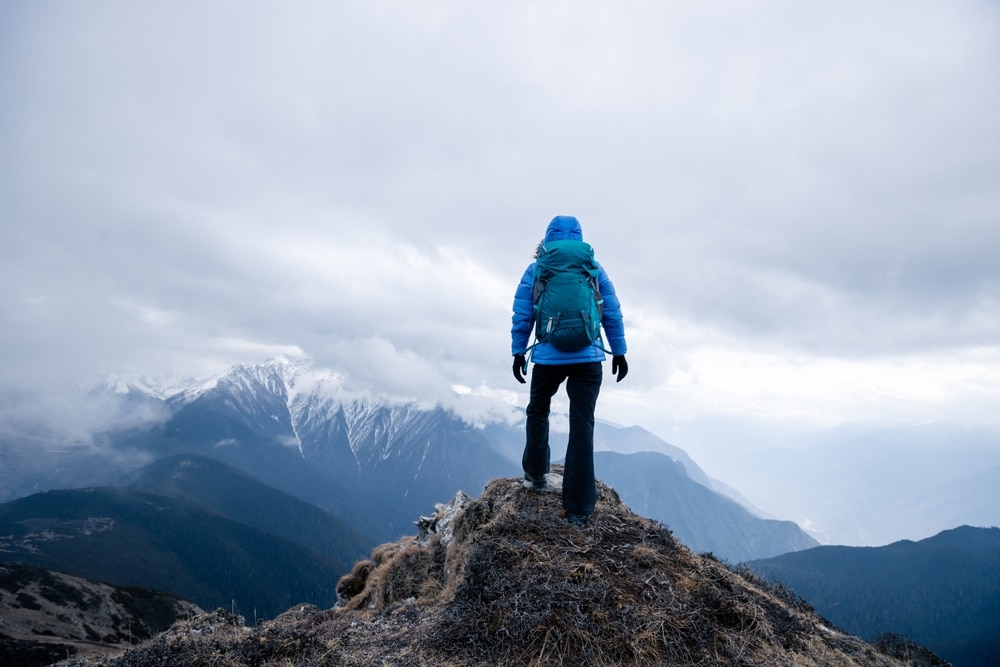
{"left": 2, "top": 1, "right": 999, "bottom": 447}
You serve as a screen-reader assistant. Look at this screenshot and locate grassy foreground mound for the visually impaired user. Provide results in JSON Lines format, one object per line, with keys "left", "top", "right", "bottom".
{"left": 66, "top": 472, "right": 947, "bottom": 666}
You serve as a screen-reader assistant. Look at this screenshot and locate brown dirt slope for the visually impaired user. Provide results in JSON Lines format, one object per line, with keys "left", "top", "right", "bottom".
{"left": 65, "top": 471, "right": 949, "bottom": 666}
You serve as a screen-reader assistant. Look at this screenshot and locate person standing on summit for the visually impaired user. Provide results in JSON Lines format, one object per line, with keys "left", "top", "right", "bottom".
{"left": 510, "top": 215, "right": 628, "bottom": 525}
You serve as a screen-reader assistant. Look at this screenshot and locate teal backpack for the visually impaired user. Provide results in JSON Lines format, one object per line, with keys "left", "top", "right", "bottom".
{"left": 528, "top": 240, "right": 609, "bottom": 354}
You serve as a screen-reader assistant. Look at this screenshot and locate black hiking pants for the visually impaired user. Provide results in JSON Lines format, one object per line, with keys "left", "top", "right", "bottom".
{"left": 522, "top": 361, "right": 603, "bottom": 517}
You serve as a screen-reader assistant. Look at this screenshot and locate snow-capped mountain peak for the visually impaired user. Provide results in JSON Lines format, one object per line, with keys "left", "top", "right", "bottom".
{"left": 167, "top": 357, "right": 308, "bottom": 407}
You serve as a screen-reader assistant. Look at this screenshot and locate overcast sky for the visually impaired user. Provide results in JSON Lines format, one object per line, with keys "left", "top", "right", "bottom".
{"left": 3, "top": 1, "right": 999, "bottom": 464}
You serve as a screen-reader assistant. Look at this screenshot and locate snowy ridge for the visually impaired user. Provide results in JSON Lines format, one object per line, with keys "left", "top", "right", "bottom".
{"left": 168, "top": 358, "right": 470, "bottom": 475}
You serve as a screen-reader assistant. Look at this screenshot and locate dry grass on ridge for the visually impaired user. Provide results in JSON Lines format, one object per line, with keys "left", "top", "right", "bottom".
{"left": 65, "top": 469, "right": 947, "bottom": 667}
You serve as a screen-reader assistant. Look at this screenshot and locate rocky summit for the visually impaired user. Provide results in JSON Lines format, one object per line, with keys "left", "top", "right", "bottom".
{"left": 61, "top": 470, "right": 947, "bottom": 667}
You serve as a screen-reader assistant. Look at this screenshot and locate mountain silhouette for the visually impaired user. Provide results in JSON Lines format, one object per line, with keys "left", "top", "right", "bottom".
{"left": 748, "top": 525, "right": 1000, "bottom": 667}
{"left": 121, "top": 453, "right": 374, "bottom": 567}
{"left": 0, "top": 486, "right": 348, "bottom": 620}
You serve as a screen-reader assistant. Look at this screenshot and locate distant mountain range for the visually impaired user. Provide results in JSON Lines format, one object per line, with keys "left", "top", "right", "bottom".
{"left": 0, "top": 469, "right": 356, "bottom": 619}
{"left": 595, "top": 450, "right": 817, "bottom": 562}
{"left": 1, "top": 358, "right": 819, "bottom": 563}
{"left": 747, "top": 525, "right": 1000, "bottom": 667}
{"left": 110, "top": 358, "right": 522, "bottom": 542}
{"left": 121, "top": 453, "right": 373, "bottom": 568}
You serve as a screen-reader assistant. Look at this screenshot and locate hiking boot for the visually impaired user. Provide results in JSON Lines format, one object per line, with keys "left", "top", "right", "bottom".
{"left": 566, "top": 513, "right": 589, "bottom": 526}
{"left": 523, "top": 474, "right": 547, "bottom": 491}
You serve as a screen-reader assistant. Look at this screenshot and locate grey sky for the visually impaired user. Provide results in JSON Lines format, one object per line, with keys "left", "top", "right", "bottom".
{"left": 3, "top": 1, "right": 1000, "bottom": 456}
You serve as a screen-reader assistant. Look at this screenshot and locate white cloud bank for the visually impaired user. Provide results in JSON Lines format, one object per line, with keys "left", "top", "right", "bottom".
{"left": 2, "top": 1, "right": 999, "bottom": 457}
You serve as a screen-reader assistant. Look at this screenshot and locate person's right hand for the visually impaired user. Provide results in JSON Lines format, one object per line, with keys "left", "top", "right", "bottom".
{"left": 612, "top": 355, "right": 629, "bottom": 382}
{"left": 512, "top": 354, "right": 527, "bottom": 384}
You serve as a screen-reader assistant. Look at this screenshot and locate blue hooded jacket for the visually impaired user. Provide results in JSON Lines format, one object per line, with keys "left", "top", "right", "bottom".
{"left": 511, "top": 215, "right": 627, "bottom": 365}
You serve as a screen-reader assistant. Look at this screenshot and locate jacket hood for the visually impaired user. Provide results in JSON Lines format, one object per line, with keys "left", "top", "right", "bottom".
{"left": 543, "top": 215, "right": 583, "bottom": 243}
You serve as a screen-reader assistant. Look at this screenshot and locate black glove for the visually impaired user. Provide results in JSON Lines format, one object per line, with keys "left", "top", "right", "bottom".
{"left": 512, "top": 354, "right": 527, "bottom": 384}
{"left": 612, "top": 355, "right": 628, "bottom": 382}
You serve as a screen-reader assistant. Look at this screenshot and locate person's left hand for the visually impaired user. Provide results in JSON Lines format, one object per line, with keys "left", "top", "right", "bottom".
{"left": 512, "top": 354, "right": 527, "bottom": 384}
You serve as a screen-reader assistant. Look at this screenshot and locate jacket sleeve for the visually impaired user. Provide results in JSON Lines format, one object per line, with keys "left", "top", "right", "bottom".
{"left": 511, "top": 264, "right": 536, "bottom": 355}
{"left": 597, "top": 265, "right": 627, "bottom": 356}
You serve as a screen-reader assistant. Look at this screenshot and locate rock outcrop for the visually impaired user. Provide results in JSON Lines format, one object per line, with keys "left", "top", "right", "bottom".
{"left": 64, "top": 471, "right": 947, "bottom": 666}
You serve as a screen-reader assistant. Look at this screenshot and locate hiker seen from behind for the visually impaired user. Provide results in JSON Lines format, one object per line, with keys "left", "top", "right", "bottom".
{"left": 510, "top": 215, "right": 628, "bottom": 526}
